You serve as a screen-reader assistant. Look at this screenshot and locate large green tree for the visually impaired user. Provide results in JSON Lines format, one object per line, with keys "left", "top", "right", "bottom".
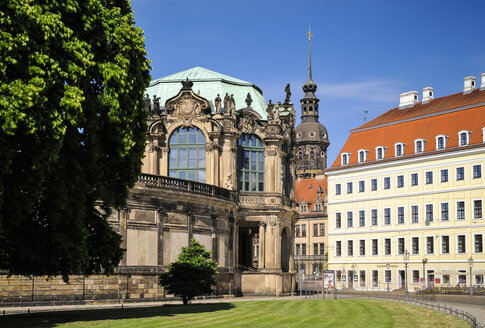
{"left": 0, "top": 0, "right": 151, "bottom": 281}
{"left": 160, "top": 239, "right": 218, "bottom": 305}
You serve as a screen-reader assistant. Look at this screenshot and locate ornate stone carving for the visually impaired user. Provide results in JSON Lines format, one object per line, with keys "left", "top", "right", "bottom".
{"left": 238, "top": 115, "right": 258, "bottom": 134}
{"left": 224, "top": 172, "right": 233, "bottom": 189}
{"left": 144, "top": 94, "right": 151, "bottom": 112}
{"left": 215, "top": 94, "right": 222, "bottom": 114}
{"left": 165, "top": 79, "right": 210, "bottom": 127}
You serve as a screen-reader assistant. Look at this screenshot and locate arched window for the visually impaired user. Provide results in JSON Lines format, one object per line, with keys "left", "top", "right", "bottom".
{"left": 168, "top": 127, "right": 206, "bottom": 182}
{"left": 395, "top": 143, "right": 405, "bottom": 157}
{"left": 237, "top": 134, "right": 264, "bottom": 192}
{"left": 459, "top": 131, "right": 470, "bottom": 146}
{"left": 341, "top": 153, "right": 350, "bottom": 166}
{"left": 415, "top": 139, "right": 426, "bottom": 153}
{"left": 436, "top": 135, "right": 447, "bottom": 150}
{"left": 375, "top": 146, "right": 386, "bottom": 160}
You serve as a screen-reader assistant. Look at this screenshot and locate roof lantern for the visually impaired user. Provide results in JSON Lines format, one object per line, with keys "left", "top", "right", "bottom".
{"left": 399, "top": 91, "right": 419, "bottom": 109}
{"left": 463, "top": 76, "right": 476, "bottom": 94}
{"left": 422, "top": 87, "right": 434, "bottom": 104}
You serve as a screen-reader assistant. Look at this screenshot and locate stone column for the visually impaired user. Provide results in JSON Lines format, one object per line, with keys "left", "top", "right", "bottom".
{"left": 234, "top": 220, "right": 239, "bottom": 269}
{"left": 187, "top": 212, "right": 195, "bottom": 246}
{"left": 211, "top": 214, "right": 218, "bottom": 262}
{"left": 119, "top": 208, "right": 129, "bottom": 266}
{"left": 258, "top": 222, "right": 266, "bottom": 270}
{"left": 160, "top": 147, "right": 169, "bottom": 176}
{"left": 265, "top": 220, "right": 275, "bottom": 269}
{"left": 288, "top": 223, "right": 295, "bottom": 273}
{"left": 157, "top": 207, "right": 166, "bottom": 268}
{"left": 275, "top": 222, "right": 282, "bottom": 271}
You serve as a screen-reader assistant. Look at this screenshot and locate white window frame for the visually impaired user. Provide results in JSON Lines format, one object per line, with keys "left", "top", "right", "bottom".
{"left": 458, "top": 130, "right": 471, "bottom": 146}
{"left": 435, "top": 134, "right": 448, "bottom": 150}
{"left": 371, "top": 238, "right": 379, "bottom": 256}
{"left": 347, "top": 239, "right": 354, "bottom": 257}
{"left": 411, "top": 235, "right": 420, "bottom": 255}
{"left": 335, "top": 212, "right": 342, "bottom": 229}
{"left": 358, "top": 149, "right": 368, "bottom": 163}
{"left": 383, "top": 238, "right": 392, "bottom": 256}
{"left": 371, "top": 208, "right": 378, "bottom": 226}
{"left": 335, "top": 240, "right": 342, "bottom": 257}
{"left": 441, "top": 235, "right": 450, "bottom": 255}
{"left": 456, "top": 200, "right": 466, "bottom": 220}
{"left": 341, "top": 152, "right": 351, "bottom": 166}
{"left": 425, "top": 203, "right": 434, "bottom": 223}
{"left": 456, "top": 234, "right": 467, "bottom": 254}
{"left": 414, "top": 138, "right": 426, "bottom": 153}
{"left": 411, "top": 204, "right": 419, "bottom": 223}
{"left": 425, "top": 235, "right": 435, "bottom": 255}
{"left": 473, "top": 199, "right": 483, "bottom": 219}
{"left": 397, "top": 236, "right": 405, "bottom": 255}
{"left": 394, "top": 142, "right": 405, "bottom": 157}
{"left": 440, "top": 201, "right": 449, "bottom": 221}
{"left": 482, "top": 127, "right": 485, "bottom": 143}
{"left": 473, "top": 233, "right": 483, "bottom": 254}
{"left": 359, "top": 239, "right": 366, "bottom": 256}
{"left": 375, "top": 146, "right": 386, "bottom": 160}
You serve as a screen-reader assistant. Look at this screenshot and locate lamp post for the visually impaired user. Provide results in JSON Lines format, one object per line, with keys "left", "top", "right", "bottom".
{"left": 468, "top": 256, "right": 474, "bottom": 296}
{"left": 422, "top": 258, "right": 428, "bottom": 289}
{"left": 403, "top": 250, "right": 409, "bottom": 301}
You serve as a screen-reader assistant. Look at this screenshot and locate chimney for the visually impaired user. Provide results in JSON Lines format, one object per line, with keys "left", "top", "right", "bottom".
{"left": 481, "top": 73, "right": 485, "bottom": 90}
{"left": 463, "top": 76, "right": 476, "bottom": 94}
{"left": 399, "top": 91, "right": 419, "bottom": 109}
{"left": 422, "top": 87, "right": 434, "bottom": 104}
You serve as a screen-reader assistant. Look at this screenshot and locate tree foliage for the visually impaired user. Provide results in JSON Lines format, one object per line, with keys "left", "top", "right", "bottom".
{"left": 0, "top": 0, "right": 151, "bottom": 280}
{"left": 160, "top": 239, "right": 218, "bottom": 305}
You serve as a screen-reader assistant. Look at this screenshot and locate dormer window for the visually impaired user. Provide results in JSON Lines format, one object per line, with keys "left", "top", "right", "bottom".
{"left": 341, "top": 153, "right": 351, "bottom": 166}
{"left": 296, "top": 132, "right": 302, "bottom": 138}
{"left": 309, "top": 131, "right": 316, "bottom": 138}
{"left": 358, "top": 149, "right": 368, "bottom": 163}
{"left": 436, "top": 135, "right": 448, "bottom": 150}
{"left": 459, "top": 130, "right": 471, "bottom": 146}
{"left": 482, "top": 127, "right": 485, "bottom": 142}
{"left": 414, "top": 139, "right": 426, "bottom": 154}
{"left": 395, "top": 143, "right": 405, "bottom": 157}
{"left": 300, "top": 200, "right": 308, "bottom": 213}
{"left": 375, "top": 146, "right": 386, "bottom": 160}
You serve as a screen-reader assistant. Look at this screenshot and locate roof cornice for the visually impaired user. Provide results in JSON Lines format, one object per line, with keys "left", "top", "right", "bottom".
{"left": 325, "top": 143, "right": 485, "bottom": 175}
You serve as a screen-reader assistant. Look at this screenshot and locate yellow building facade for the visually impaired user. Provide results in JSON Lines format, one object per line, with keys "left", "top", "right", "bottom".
{"left": 327, "top": 75, "right": 485, "bottom": 291}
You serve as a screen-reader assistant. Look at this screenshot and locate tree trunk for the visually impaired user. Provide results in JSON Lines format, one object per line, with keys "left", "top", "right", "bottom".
{"left": 182, "top": 296, "right": 188, "bottom": 305}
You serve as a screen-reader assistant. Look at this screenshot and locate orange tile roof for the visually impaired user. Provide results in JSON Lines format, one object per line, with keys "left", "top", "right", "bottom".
{"left": 330, "top": 89, "right": 485, "bottom": 169}
{"left": 295, "top": 177, "right": 327, "bottom": 212}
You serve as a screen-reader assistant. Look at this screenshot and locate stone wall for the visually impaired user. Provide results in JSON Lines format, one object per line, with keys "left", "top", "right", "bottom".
{"left": 0, "top": 274, "right": 163, "bottom": 303}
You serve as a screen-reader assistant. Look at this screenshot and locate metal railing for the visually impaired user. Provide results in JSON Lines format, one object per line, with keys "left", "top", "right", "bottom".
{"left": 340, "top": 292, "right": 483, "bottom": 328}
{"left": 138, "top": 174, "right": 234, "bottom": 201}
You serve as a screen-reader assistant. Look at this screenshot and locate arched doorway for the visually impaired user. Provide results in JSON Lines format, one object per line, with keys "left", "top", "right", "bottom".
{"left": 281, "top": 228, "right": 289, "bottom": 272}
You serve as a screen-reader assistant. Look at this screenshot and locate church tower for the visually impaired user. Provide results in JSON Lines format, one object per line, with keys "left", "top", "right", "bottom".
{"left": 294, "top": 28, "right": 330, "bottom": 178}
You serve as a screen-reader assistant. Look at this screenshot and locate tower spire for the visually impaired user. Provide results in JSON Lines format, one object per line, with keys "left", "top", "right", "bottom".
{"left": 307, "top": 25, "right": 313, "bottom": 81}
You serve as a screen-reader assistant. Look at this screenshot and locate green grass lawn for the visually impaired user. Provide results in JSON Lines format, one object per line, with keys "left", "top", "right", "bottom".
{"left": 0, "top": 299, "right": 469, "bottom": 328}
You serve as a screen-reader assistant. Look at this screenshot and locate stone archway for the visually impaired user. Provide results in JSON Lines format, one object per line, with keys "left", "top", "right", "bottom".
{"left": 281, "top": 228, "right": 289, "bottom": 272}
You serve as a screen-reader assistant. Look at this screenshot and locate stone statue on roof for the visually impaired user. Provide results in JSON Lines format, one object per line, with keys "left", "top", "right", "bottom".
{"left": 273, "top": 101, "right": 281, "bottom": 123}
{"left": 223, "top": 93, "right": 230, "bottom": 115}
{"left": 245, "top": 93, "right": 252, "bottom": 107}
{"left": 229, "top": 94, "right": 236, "bottom": 116}
{"left": 152, "top": 95, "right": 161, "bottom": 111}
{"left": 284, "top": 83, "right": 291, "bottom": 104}
{"left": 215, "top": 94, "right": 222, "bottom": 114}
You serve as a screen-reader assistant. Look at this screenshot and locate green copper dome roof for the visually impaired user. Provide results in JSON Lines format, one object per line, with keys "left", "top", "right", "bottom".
{"left": 145, "top": 67, "right": 268, "bottom": 119}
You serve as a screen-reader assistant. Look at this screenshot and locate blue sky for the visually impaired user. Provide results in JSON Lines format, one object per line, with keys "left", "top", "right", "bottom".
{"left": 131, "top": 0, "right": 485, "bottom": 165}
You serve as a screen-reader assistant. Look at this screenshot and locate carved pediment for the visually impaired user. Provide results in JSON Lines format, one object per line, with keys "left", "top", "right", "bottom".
{"left": 165, "top": 79, "right": 210, "bottom": 127}
{"left": 237, "top": 108, "right": 263, "bottom": 134}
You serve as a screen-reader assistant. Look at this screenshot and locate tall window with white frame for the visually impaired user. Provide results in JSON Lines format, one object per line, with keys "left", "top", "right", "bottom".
{"left": 397, "top": 207, "right": 405, "bottom": 224}
{"left": 384, "top": 177, "right": 390, "bottom": 189}
{"left": 456, "top": 201, "right": 465, "bottom": 220}
{"left": 335, "top": 213, "right": 342, "bottom": 228}
{"left": 411, "top": 173, "right": 418, "bottom": 186}
{"left": 237, "top": 134, "right": 264, "bottom": 192}
{"left": 397, "top": 237, "right": 405, "bottom": 254}
{"left": 436, "top": 135, "right": 446, "bottom": 150}
{"left": 459, "top": 131, "right": 469, "bottom": 146}
{"left": 397, "top": 175, "right": 404, "bottom": 188}
{"left": 169, "top": 127, "right": 206, "bottom": 182}
{"left": 426, "top": 171, "right": 433, "bottom": 184}
{"left": 426, "top": 204, "right": 434, "bottom": 223}
{"left": 474, "top": 200, "right": 483, "bottom": 219}
{"left": 475, "top": 234, "right": 483, "bottom": 253}
{"left": 457, "top": 235, "right": 466, "bottom": 254}
{"left": 384, "top": 208, "right": 391, "bottom": 225}
{"left": 335, "top": 183, "right": 341, "bottom": 195}
{"left": 359, "top": 210, "right": 365, "bottom": 227}
{"left": 473, "top": 164, "right": 482, "bottom": 179}
{"left": 336, "top": 241, "right": 342, "bottom": 256}
{"left": 347, "top": 211, "right": 353, "bottom": 228}
{"left": 347, "top": 240, "right": 353, "bottom": 256}
{"left": 426, "top": 236, "right": 434, "bottom": 254}
{"left": 456, "top": 167, "right": 465, "bottom": 181}
{"left": 442, "top": 236, "right": 450, "bottom": 254}
{"left": 441, "top": 203, "right": 449, "bottom": 221}
{"left": 372, "top": 239, "right": 378, "bottom": 255}
{"left": 412, "top": 237, "right": 419, "bottom": 255}
{"left": 411, "top": 205, "right": 419, "bottom": 223}
{"left": 359, "top": 240, "right": 365, "bottom": 256}
{"left": 371, "top": 209, "right": 378, "bottom": 226}
{"left": 347, "top": 182, "right": 353, "bottom": 194}
{"left": 371, "top": 178, "right": 378, "bottom": 191}
{"left": 359, "top": 180, "right": 365, "bottom": 192}
{"left": 384, "top": 238, "right": 391, "bottom": 255}
{"left": 441, "top": 169, "right": 448, "bottom": 182}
